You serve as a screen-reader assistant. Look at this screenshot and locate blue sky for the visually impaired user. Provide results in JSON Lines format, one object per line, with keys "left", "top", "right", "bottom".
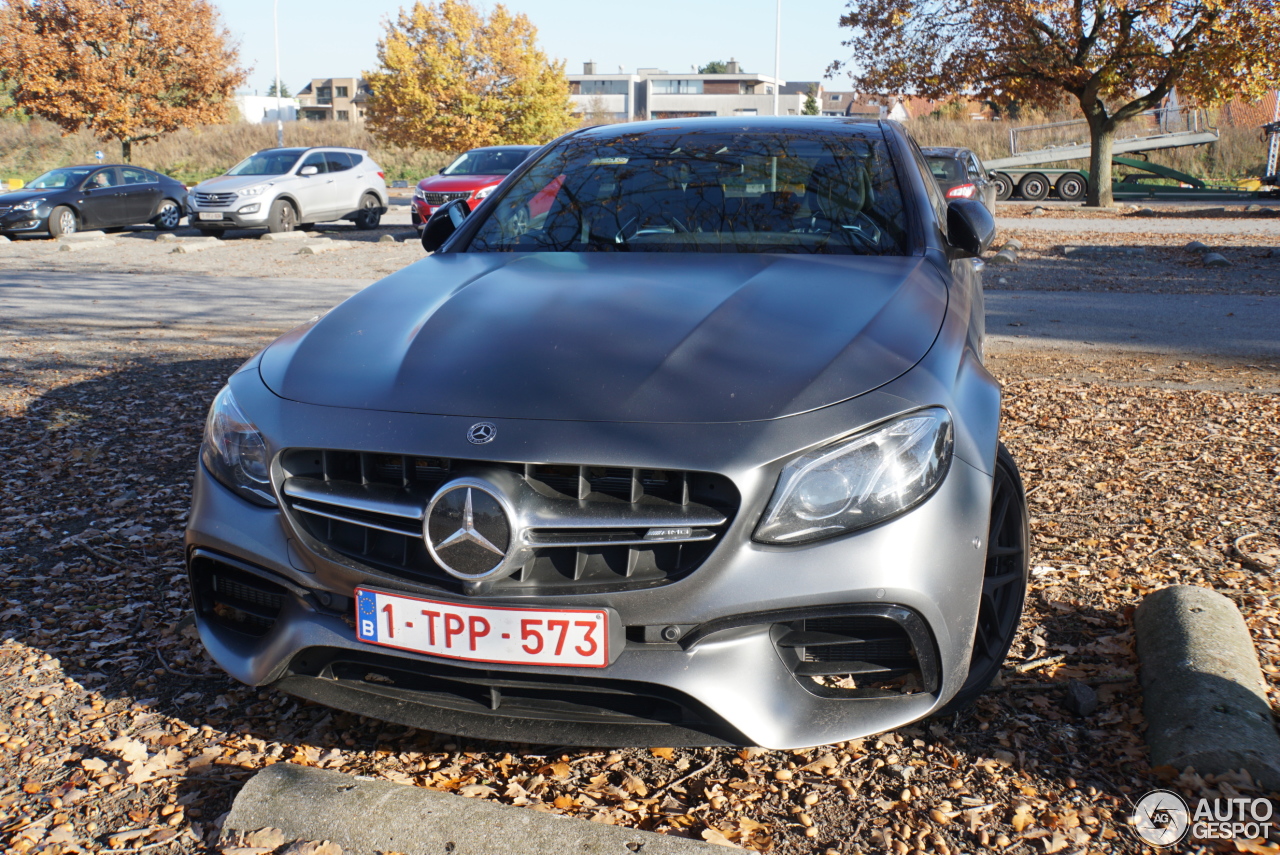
{"left": 214, "top": 0, "right": 857, "bottom": 96}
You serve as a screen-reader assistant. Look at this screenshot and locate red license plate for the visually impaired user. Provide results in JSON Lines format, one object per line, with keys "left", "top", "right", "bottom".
{"left": 355, "top": 588, "right": 610, "bottom": 668}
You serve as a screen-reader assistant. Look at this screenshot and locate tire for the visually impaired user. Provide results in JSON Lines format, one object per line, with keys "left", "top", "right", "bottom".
{"left": 936, "top": 443, "right": 1029, "bottom": 715}
{"left": 1055, "top": 173, "right": 1087, "bottom": 202}
{"left": 354, "top": 193, "right": 382, "bottom": 230}
{"left": 48, "top": 205, "right": 78, "bottom": 238}
{"left": 154, "top": 199, "right": 183, "bottom": 230}
{"left": 992, "top": 173, "right": 1014, "bottom": 202}
{"left": 267, "top": 199, "right": 297, "bottom": 233}
{"left": 1018, "top": 173, "right": 1050, "bottom": 201}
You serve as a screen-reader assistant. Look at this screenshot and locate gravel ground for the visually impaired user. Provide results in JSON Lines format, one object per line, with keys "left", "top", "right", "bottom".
{"left": 0, "top": 221, "right": 424, "bottom": 282}
{"left": 2, "top": 216, "right": 1278, "bottom": 854}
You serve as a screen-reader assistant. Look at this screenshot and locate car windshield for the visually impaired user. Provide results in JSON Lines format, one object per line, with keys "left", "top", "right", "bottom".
{"left": 468, "top": 127, "right": 908, "bottom": 255}
{"left": 226, "top": 150, "right": 304, "bottom": 177}
{"left": 27, "top": 167, "right": 95, "bottom": 190}
{"left": 925, "top": 156, "right": 965, "bottom": 183}
{"left": 443, "top": 149, "right": 532, "bottom": 176}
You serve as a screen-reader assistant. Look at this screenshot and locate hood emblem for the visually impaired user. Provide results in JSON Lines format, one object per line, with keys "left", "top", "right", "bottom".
{"left": 467, "top": 422, "right": 496, "bottom": 444}
{"left": 424, "top": 481, "right": 514, "bottom": 580}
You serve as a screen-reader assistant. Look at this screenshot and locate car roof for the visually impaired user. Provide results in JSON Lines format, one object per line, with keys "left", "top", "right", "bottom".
{"left": 919, "top": 146, "right": 969, "bottom": 158}
{"left": 252, "top": 147, "right": 367, "bottom": 155}
{"left": 463, "top": 145, "right": 540, "bottom": 153}
{"left": 576, "top": 115, "right": 886, "bottom": 140}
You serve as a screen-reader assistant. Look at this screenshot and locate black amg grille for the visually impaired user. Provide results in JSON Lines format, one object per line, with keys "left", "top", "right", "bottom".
{"left": 773, "top": 609, "right": 938, "bottom": 698}
{"left": 421, "top": 191, "right": 471, "bottom": 206}
{"left": 279, "top": 449, "right": 739, "bottom": 595}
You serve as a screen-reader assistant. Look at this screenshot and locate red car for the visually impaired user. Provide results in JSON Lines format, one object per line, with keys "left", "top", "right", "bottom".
{"left": 412, "top": 145, "right": 539, "bottom": 228}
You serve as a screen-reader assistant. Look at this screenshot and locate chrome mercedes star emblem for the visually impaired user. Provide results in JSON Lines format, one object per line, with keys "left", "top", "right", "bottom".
{"left": 434, "top": 488, "right": 505, "bottom": 557}
{"left": 467, "top": 422, "right": 497, "bottom": 444}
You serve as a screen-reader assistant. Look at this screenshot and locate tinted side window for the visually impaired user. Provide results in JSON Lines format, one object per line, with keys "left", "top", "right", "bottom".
{"left": 301, "top": 152, "right": 328, "bottom": 173}
{"left": 909, "top": 141, "right": 947, "bottom": 232}
{"left": 325, "top": 151, "right": 355, "bottom": 172}
{"left": 121, "top": 167, "right": 152, "bottom": 184}
{"left": 86, "top": 169, "right": 120, "bottom": 189}
{"left": 966, "top": 154, "right": 986, "bottom": 180}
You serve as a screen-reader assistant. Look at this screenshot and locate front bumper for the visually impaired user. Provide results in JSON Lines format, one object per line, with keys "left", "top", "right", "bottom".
{"left": 186, "top": 365, "right": 997, "bottom": 748}
{"left": 187, "top": 205, "right": 270, "bottom": 228}
{"left": 0, "top": 209, "right": 48, "bottom": 233}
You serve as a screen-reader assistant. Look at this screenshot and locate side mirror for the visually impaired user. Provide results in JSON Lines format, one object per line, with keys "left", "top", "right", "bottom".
{"left": 299, "top": 165, "right": 319, "bottom": 177}
{"left": 438, "top": 168, "right": 446, "bottom": 175}
{"left": 421, "top": 198, "right": 470, "bottom": 252}
{"left": 946, "top": 198, "right": 995, "bottom": 257}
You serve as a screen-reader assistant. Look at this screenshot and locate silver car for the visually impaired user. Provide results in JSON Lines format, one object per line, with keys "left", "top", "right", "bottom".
{"left": 187, "top": 118, "right": 1028, "bottom": 748}
{"left": 187, "top": 147, "right": 388, "bottom": 234}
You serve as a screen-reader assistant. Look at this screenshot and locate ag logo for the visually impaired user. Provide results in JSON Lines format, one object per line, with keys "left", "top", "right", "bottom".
{"left": 1132, "top": 789, "right": 1190, "bottom": 847}
{"left": 467, "top": 422, "right": 496, "bottom": 445}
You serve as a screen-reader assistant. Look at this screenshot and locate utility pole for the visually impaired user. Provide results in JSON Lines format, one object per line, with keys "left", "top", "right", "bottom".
{"left": 275, "top": 0, "right": 285, "bottom": 147}
{"left": 773, "top": 0, "right": 781, "bottom": 116}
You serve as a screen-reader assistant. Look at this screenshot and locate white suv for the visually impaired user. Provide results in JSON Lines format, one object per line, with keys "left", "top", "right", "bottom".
{"left": 188, "top": 147, "right": 388, "bottom": 234}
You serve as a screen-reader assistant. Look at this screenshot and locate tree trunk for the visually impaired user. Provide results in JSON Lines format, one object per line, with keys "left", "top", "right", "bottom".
{"left": 1085, "top": 116, "right": 1116, "bottom": 207}
{"left": 122, "top": 139, "right": 132, "bottom": 162}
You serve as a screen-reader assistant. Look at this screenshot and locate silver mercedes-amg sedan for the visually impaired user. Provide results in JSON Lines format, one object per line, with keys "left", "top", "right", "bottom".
{"left": 187, "top": 117, "right": 1029, "bottom": 749}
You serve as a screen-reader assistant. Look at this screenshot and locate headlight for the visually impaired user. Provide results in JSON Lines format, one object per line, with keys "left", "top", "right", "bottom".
{"left": 474, "top": 185, "right": 496, "bottom": 200}
{"left": 413, "top": 187, "right": 427, "bottom": 200}
{"left": 754, "top": 408, "right": 953, "bottom": 544}
{"left": 14, "top": 198, "right": 45, "bottom": 211}
{"left": 201, "top": 386, "right": 275, "bottom": 506}
{"left": 237, "top": 186, "right": 266, "bottom": 197}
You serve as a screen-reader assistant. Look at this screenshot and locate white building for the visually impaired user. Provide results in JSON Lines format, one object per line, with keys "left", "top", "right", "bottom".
{"left": 569, "top": 60, "right": 805, "bottom": 121}
{"left": 235, "top": 94, "right": 299, "bottom": 124}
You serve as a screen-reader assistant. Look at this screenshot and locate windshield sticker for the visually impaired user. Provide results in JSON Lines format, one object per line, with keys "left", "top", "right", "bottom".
{"left": 590, "top": 156, "right": 630, "bottom": 166}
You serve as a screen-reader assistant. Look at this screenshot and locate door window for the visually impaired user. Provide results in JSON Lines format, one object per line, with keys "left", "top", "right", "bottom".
{"left": 324, "top": 151, "right": 356, "bottom": 172}
{"left": 85, "top": 169, "right": 120, "bottom": 189}
{"left": 300, "top": 152, "right": 328, "bottom": 173}
{"left": 121, "top": 167, "right": 154, "bottom": 184}
{"left": 966, "top": 154, "right": 986, "bottom": 181}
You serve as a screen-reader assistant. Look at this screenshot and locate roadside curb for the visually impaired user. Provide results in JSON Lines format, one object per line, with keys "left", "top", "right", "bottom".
{"left": 1134, "top": 585, "right": 1280, "bottom": 790}
{"left": 224, "top": 763, "right": 715, "bottom": 855}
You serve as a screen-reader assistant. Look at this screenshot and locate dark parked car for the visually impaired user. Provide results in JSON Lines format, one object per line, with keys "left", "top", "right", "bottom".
{"left": 921, "top": 146, "right": 997, "bottom": 214}
{"left": 412, "top": 145, "right": 539, "bottom": 229}
{"left": 0, "top": 165, "right": 187, "bottom": 237}
{"left": 189, "top": 117, "right": 1027, "bottom": 748}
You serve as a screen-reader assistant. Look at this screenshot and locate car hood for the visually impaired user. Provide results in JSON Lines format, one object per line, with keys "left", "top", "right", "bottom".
{"left": 417, "top": 175, "right": 502, "bottom": 192}
{"left": 0, "top": 189, "right": 60, "bottom": 205}
{"left": 193, "top": 174, "right": 288, "bottom": 193}
{"left": 259, "top": 253, "right": 948, "bottom": 424}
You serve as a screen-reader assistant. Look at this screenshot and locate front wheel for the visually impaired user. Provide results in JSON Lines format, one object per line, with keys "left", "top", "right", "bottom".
{"left": 354, "top": 193, "right": 382, "bottom": 230}
{"left": 154, "top": 199, "right": 183, "bottom": 230}
{"left": 937, "top": 443, "right": 1029, "bottom": 714}
{"left": 48, "top": 205, "right": 78, "bottom": 238}
{"left": 267, "top": 199, "right": 297, "bottom": 233}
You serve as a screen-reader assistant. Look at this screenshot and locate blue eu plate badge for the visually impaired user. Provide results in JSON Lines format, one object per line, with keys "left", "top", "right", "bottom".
{"left": 356, "top": 590, "right": 379, "bottom": 642}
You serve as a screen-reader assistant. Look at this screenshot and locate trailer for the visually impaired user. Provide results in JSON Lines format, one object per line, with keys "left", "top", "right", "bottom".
{"left": 983, "top": 109, "right": 1222, "bottom": 200}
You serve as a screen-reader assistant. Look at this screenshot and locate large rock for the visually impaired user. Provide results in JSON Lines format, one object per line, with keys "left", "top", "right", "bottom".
{"left": 225, "top": 764, "right": 713, "bottom": 855}
{"left": 1134, "top": 586, "right": 1280, "bottom": 789}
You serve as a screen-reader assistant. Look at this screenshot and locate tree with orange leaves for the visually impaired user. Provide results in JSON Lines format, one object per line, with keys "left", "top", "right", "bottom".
{"left": 831, "top": 0, "right": 1280, "bottom": 206}
{"left": 364, "top": 0, "right": 575, "bottom": 152}
{"left": 0, "top": 0, "right": 247, "bottom": 161}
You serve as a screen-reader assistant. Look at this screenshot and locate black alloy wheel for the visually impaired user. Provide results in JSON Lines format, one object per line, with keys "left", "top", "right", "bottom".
{"left": 1018, "top": 173, "right": 1050, "bottom": 201}
{"left": 268, "top": 199, "right": 296, "bottom": 233}
{"left": 355, "top": 194, "right": 382, "bottom": 230}
{"left": 938, "top": 443, "right": 1029, "bottom": 714}
{"left": 155, "top": 200, "right": 183, "bottom": 230}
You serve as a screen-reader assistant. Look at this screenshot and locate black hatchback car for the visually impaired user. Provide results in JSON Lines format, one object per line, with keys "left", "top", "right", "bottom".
{"left": 0, "top": 165, "right": 188, "bottom": 237}
{"left": 921, "top": 147, "right": 997, "bottom": 215}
